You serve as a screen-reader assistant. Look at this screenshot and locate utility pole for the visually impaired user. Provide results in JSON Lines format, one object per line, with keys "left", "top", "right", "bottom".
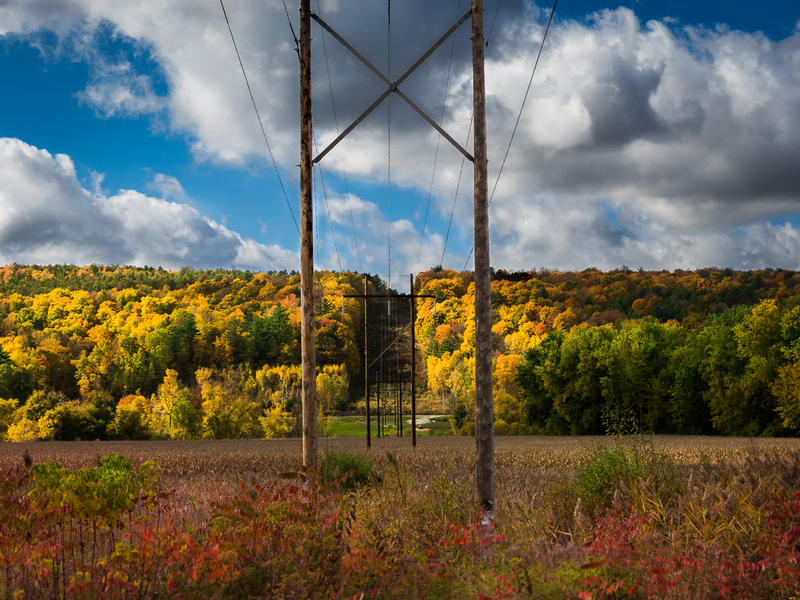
{"left": 377, "top": 381, "right": 382, "bottom": 437}
{"left": 299, "top": 0, "right": 318, "bottom": 471}
{"left": 299, "top": 5, "right": 492, "bottom": 500}
{"left": 410, "top": 273, "right": 417, "bottom": 447}
{"left": 398, "top": 383, "right": 403, "bottom": 437}
{"left": 472, "top": 0, "right": 494, "bottom": 515}
{"left": 364, "top": 275, "right": 370, "bottom": 448}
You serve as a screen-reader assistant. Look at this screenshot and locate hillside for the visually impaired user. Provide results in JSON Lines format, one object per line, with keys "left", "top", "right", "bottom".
{"left": 1, "top": 264, "right": 800, "bottom": 440}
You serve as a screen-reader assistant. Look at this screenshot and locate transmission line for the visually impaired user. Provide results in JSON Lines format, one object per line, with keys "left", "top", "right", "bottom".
{"left": 218, "top": 0, "right": 300, "bottom": 235}
{"left": 435, "top": 0, "right": 505, "bottom": 269}
{"left": 315, "top": 0, "right": 364, "bottom": 271}
{"left": 313, "top": 135, "right": 344, "bottom": 272}
{"left": 416, "top": 0, "right": 461, "bottom": 267}
{"left": 281, "top": 0, "right": 300, "bottom": 56}
{"left": 463, "top": 0, "right": 558, "bottom": 270}
{"left": 386, "top": 0, "right": 392, "bottom": 288}
{"left": 440, "top": 114, "right": 474, "bottom": 267}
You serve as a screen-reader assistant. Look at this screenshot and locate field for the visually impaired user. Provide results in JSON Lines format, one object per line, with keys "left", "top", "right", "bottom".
{"left": 321, "top": 415, "right": 454, "bottom": 437}
{"left": 2, "top": 435, "right": 800, "bottom": 598}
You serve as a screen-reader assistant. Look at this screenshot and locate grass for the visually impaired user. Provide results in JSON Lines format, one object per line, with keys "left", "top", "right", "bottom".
{"left": 2, "top": 435, "right": 800, "bottom": 598}
{"left": 320, "top": 414, "right": 452, "bottom": 437}
{"left": 321, "top": 450, "right": 378, "bottom": 490}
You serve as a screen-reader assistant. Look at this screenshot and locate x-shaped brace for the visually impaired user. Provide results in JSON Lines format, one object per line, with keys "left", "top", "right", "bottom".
{"left": 311, "top": 9, "right": 474, "bottom": 164}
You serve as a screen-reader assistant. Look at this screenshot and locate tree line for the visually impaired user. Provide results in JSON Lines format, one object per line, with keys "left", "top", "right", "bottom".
{"left": 0, "top": 265, "right": 376, "bottom": 441}
{"left": 414, "top": 267, "right": 800, "bottom": 437}
{"left": 2, "top": 264, "right": 800, "bottom": 440}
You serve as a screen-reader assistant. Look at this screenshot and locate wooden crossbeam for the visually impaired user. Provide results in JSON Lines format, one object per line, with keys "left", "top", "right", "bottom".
{"left": 311, "top": 10, "right": 474, "bottom": 163}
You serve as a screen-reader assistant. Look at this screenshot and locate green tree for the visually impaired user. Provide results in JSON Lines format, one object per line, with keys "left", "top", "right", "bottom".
{"left": 516, "top": 331, "right": 569, "bottom": 434}
{"left": 698, "top": 303, "right": 782, "bottom": 436}
{"left": 316, "top": 370, "right": 348, "bottom": 413}
{"left": 248, "top": 306, "right": 292, "bottom": 365}
{"left": 109, "top": 394, "right": 152, "bottom": 440}
{"left": 772, "top": 361, "right": 800, "bottom": 432}
{"left": 599, "top": 320, "right": 681, "bottom": 432}
{"left": 37, "top": 402, "right": 105, "bottom": 441}
{"left": 0, "top": 398, "right": 19, "bottom": 440}
{"left": 0, "top": 349, "right": 32, "bottom": 401}
{"left": 668, "top": 342, "right": 711, "bottom": 434}
{"left": 197, "top": 367, "right": 262, "bottom": 439}
{"left": 150, "top": 369, "right": 201, "bottom": 439}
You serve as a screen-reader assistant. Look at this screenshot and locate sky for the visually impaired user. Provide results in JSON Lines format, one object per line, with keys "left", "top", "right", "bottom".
{"left": 1, "top": 1, "right": 799, "bottom": 291}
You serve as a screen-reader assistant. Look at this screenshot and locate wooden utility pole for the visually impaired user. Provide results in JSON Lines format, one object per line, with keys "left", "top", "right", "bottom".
{"left": 410, "top": 273, "right": 417, "bottom": 447}
{"left": 377, "top": 381, "right": 382, "bottom": 437}
{"left": 472, "top": 0, "right": 494, "bottom": 514}
{"left": 398, "top": 383, "right": 403, "bottom": 437}
{"left": 364, "top": 276, "right": 370, "bottom": 448}
{"left": 299, "top": 0, "right": 318, "bottom": 471}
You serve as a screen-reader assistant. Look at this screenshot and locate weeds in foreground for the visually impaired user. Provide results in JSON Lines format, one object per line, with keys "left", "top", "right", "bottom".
{"left": 320, "top": 450, "right": 378, "bottom": 491}
{"left": 574, "top": 439, "right": 679, "bottom": 514}
{"left": 1, "top": 441, "right": 799, "bottom": 598}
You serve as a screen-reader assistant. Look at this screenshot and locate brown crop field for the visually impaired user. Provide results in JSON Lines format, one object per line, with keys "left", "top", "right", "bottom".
{"left": 2, "top": 435, "right": 799, "bottom": 516}
{"left": 2, "top": 435, "right": 800, "bottom": 598}
{"left": 3, "top": 434, "right": 798, "bottom": 483}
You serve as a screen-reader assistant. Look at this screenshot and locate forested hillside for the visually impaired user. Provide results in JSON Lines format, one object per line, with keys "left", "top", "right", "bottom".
{"left": 2, "top": 264, "right": 800, "bottom": 440}
{"left": 414, "top": 267, "right": 800, "bottom": 437}
{"left": 0, "top": 264, "right": 387, "bottom": 441}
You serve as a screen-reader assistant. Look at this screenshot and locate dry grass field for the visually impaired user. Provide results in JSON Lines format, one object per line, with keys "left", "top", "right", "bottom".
{"left": 2, "top": 435, "right": 800, "bottom": 598}
{"left": 2, "top": 435, "right": 799, "bottom": 514}
{"left": 3, "top": 433, "right": 797, "bottom": 483}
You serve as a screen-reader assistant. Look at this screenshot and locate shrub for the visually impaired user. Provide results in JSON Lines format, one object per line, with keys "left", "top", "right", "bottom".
{"left": 0, "top": 397, "right": 18, "bottom": 439}
{"left": 321, "top": 451, "right": 377, "bottom": 491}
{"left": 260, "top": 403, "right": 293, "bottom": 438}
{"left": 30, "top": 453, "right": 160, "bottom": 523}
{"left": 6, "top": 416, "right": 39, "bottom": 441}
{"left": 37, "top": 401, "right": 106, "bottom": 441}
{"left": 574, "top": 440, "right": 676, "bottom": 514}
{"left": 109, "top": 403, "right": 151, "bottom": 440}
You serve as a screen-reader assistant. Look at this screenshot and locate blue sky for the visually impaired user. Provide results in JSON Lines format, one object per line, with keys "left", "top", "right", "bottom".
{"left": 1, "top": 1, "right": 799, "bottom": 290}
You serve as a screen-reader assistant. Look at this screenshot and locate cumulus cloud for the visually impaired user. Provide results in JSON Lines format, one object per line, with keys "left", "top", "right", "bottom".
{"left": 0, "top": 138, "right": 297, "bottom": 271}
{"left": 78, "top": 65, "right": 165, "bottom": 117}
{"left": 321, "top": 192, "right": 443, "bottom": 289}
{"left": 148, "top": 173, "right": 189, "bottom": 204}
{"left": 473, "top": 8, "right": 800, "bottom": 271}
{"left": 2, "top": 1, "right": 800, "bottom": 273}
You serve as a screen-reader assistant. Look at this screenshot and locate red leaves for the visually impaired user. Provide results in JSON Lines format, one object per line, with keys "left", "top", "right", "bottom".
{"left": 578, "top": 485, "right": 800, "bottom": 599}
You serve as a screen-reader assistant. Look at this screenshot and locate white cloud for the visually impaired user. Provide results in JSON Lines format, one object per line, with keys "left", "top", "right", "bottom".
{"left": 2, "top": 2, "right": 800, "bottom": 273}
{"left": 148, "top": 173, "right": 188, "bottom": 203}
{"left": 0, "top": 138, "right": 297, "bottom": 271}
{"left": 79, "top": 69, "right": 165, "bottom": 117}
{"left": 322, "top": 193, "right": 443, "bottom": 289}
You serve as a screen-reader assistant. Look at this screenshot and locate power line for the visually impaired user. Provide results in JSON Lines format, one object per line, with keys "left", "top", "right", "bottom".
{"left": 218, "top": 0, "right": 300, "bottom": 236}
{"left": 440, "top": 114, "right": 473, "bottom": 267}
{"left": 386, "top": 0, "right": 392, "bottom": 289}
{"left": 489, "top": 0, "right": 558, "bottom": 207}
{"left": 488, "top": 0, "right": 504, "bottom": 48}
{"left": 432, "top": 0, "right": 505, "bottom": 270}
{"left": 416, "top": 0, "right": 461, "bottom": 267}
{"left": 463, "top": 0, "right": 558, "bottom": 270}
{"left": 281, "top": 0, "right": 300, "bottom": 56}
{"left": 315, "top": 0, "right": 364, "bottom": 271}
{"left": 313, "top": 136, "right": 344, "bottom": 272}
